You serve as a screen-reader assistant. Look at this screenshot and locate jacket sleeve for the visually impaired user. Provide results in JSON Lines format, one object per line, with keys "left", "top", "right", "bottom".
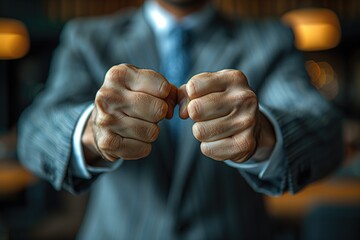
{"left": 17, "top": 20, "right": 102, "bottom": 193}
{"left": 238, "top": 25, "right": 343, "bottom": 195}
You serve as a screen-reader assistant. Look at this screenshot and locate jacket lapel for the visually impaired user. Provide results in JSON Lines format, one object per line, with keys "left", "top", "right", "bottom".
{"left": 117, "top": 7, "right": 161, "bottom": 71}
{"left": 189, "top": 14, "right": 240, "bottom": 76}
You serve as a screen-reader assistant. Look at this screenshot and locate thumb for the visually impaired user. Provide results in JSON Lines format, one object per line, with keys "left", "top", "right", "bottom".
{"left": 178, "top": 84, "right": 190, "bottom": 119}
{"left": 165, "top": 84, "right": 177, "bottom": 119}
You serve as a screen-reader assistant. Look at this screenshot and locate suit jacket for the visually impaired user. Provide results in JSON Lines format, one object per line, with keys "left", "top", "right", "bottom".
{"left": 18, "top": 6, "right": 343, "bottom": 240}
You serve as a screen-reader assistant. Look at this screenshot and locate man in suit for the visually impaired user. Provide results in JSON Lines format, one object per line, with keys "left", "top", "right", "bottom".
{"left": 18, "top": 0, "right": 343, "bottom": 239}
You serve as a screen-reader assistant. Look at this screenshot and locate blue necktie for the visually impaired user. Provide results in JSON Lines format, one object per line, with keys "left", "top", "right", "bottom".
{"left": 161, "top": 26, "right": 190, "bottom": 88}
{"left": 161, "top": 26, "right": 191, "bottom": 145}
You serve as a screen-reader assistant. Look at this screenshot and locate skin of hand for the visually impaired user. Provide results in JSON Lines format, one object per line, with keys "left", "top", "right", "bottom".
{"left": 81, "top": 64, "right": 177, "bottom": 165}
{"left": 178, "top": 69, "right": 276, "bottom": 163}
{"left": 82, "top": 65, "right": 275, "bottom": 165}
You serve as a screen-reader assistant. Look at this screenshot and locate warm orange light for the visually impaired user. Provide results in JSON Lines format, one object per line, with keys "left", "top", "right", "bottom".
{"left": 282, "top": 8, "right": 341, "bottom": 51}
{"left": 0, "top": 18, "right": 30, "bottom": 59}
{"left": 305, "top": 60, "right": 339, "bottom": 99}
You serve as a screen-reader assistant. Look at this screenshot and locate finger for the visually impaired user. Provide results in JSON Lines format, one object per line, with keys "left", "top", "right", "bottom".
{"left": 165, "top": 84, "right": 177, "bottom": 119}
{"left": 186, "top": 72, "right": 225, "bottom": 100}
{"left": 186, "top": 70, "right": 248, "bottom": 100}
{"left": 192, "top": 114, "right": 247, "bottom": 142}
{"left": 95, "top": 87, "right": 168, "bottom": 123}
{"left": 105, "top": 64, "right": 171, "bottom": 99}
{"left": 114, "top": 138, "right": 152, "bottom": 160}
{"left": 96, "top": 131, "right": 152, "bottom": 161}
{"left": 200, "top": 132, "right": 256, "bottom": 163}
{"left": 187, "top": 92, "right": 232, "bottom": 121}
{"left": 178, "top": 84, "right": 189, "bottom": 119}
{"left": 110, "top": 116, "right": 160, "bottom": 143}
{"left": 122, "top": 91, "right": 169, "bottom": 122}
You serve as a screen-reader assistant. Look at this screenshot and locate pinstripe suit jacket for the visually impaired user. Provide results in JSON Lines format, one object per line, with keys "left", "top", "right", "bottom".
{"left": 18, "top": 6, "right": 343, "bottom": 240}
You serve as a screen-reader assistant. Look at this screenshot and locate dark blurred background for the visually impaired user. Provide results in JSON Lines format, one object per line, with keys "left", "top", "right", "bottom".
{"left": 0, "top": 0, "right": 359, "bottom": 239}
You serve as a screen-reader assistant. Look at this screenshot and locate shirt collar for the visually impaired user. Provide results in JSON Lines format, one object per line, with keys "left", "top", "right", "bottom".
{"left": 144, "top": 0, "right": 215, "bottom": 36}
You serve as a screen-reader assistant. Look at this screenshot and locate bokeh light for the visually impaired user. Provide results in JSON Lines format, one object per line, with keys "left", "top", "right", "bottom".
{"left": 282, "top": 8, "right": 341, "bottom": 51}
{"left": 0, "top": 18, "right": 30, "bottom": 60}
{"left": 305, "top": 60, "right": 339, "bottom": 99}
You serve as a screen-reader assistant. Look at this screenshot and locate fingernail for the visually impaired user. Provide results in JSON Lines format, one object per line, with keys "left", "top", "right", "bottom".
{"left": 179, "top": 98, "right": 189, "bottom": 118}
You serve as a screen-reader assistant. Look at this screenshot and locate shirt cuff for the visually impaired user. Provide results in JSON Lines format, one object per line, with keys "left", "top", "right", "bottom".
{"left": 225, "top": 104, "right": 286, "bottom": 180}
{"left": 71, "top": 103, "right": 123, "bottom": 179}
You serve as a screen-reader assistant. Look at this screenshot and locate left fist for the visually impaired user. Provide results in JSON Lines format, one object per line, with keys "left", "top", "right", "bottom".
{"left": 179, "top": 70, "right": 275, "bottom": 163}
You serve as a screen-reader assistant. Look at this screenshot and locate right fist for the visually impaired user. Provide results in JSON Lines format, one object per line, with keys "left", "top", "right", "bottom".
{"left": 82, "top": 64, "right": 177, "bottom": 162}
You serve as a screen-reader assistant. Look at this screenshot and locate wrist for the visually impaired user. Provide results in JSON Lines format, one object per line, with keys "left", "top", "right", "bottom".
{"left": 81, "top": 111, "right": 102, "bottom": 166}
{"left": 253, "top": 113, "right": 276, "bottom": 161}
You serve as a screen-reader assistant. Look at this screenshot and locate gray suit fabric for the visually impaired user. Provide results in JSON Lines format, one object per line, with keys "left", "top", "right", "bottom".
{"left": 18, "top": 7, "right": 343, "bottom": 240}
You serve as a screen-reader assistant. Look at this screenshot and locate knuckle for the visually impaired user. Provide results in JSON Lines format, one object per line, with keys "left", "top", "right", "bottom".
{"left": 233, "top": 136, "right": 246, "bottom": 152}
{"left": 200, "top": 143, "right": 213, "bottom": 158}
{"left": 150, "top": 125, "right": 161, "bottom": 141}
{"left": 105, "top": 66, "right": 120, "bottom": 80}
{"left": 95, "top": 88, "right": 124, "bottom": 110}
{"left": 128, "top": 121, "right": 143, "bottom": 138}
{"left": 105, "top": 64, "right": 132, "bottom": 84}
{"left": 94, "top": 112, "right": 113, "bottom": 128}
{"left": 139, "top": 143, "right": 152, "bottom": 158}
{"left": 192, "top": 123, "right": 206, "bottom": 141}
{"left": 188, "top": 100, "right": 201, "bottom": 120}
{"left": 186, "top": 79, "right": 197, "bottom": 99}
{"left": 200, "top": 142, "right": 209, "bottom": 155}
{"left": 140, "top": 69, "right": 170, "bottom": 98}
{"left": 147, "top": 124, "right": 160, "bottom": 142}
{"left": 231, "top": 92, "right": 244, "bottom": 105}
{"left": 140, "top": 68, "right": 158, "bottom": 78}
{"left": 97, "top": 134, "right": 121, "bottom": 152}
{"left": 244, "top": 90, "right": 258, "bottom": 104}
{"left": 229, "top": 70, "right": 246, "bottom": 84}
{"left": 153, "top": 100, "right": 168, "bottom": 121}
{"left": 242, "top": 116, "right": 256, "bottom": 129}
{"left": 232, "top": 90, "right": 257, "bottom": 105}
{"left": 95, "top": 88, "right": 107, "bottom": 103}
{"left": 117, "top": 63, "right": 133, "bottom": 73}
{"left": 158, "top": 79, "right": 170, "bottom": 98}
{"left": 233, "top": 135, "right": 256, "bottom": 157}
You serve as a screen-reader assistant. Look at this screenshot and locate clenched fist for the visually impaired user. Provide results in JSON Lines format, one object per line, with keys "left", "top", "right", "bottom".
{"left": 178, "top": 70, "right": 276, "bottom": 163}
{"left": 82, "top": 64, "right": 177, "bottom": 164}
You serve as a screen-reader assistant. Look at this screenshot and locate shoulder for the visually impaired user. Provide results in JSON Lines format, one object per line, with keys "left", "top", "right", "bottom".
{"left": 59, "top": 8, "right": 138, "bottom": 47}
{"left": 230, "top": 17, "right": 295, "bottom": 51}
